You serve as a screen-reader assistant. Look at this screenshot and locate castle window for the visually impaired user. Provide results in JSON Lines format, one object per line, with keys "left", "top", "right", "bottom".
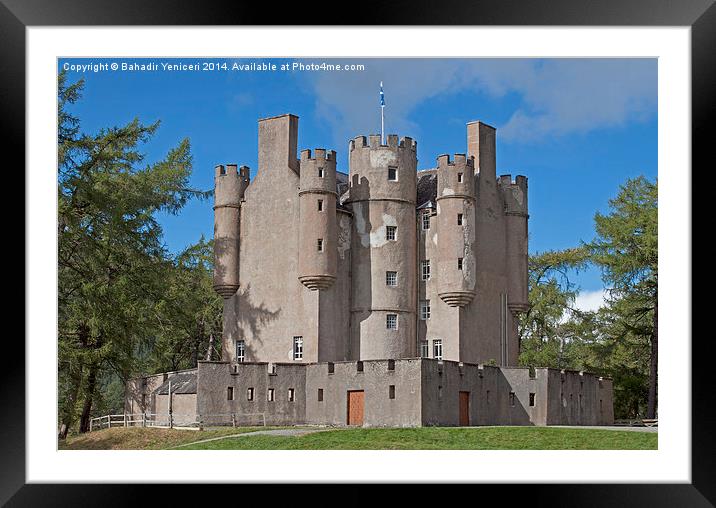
{"left": 422, "top": 211, "right": 430, "bottom": 230}
{"left": 457, "top": 258, "right": 464, "bottom": 271}
{"left": 227, "top": 387, "right": 234, "bottom": 401}
{"left": 386, "top": 314, "right": 398, "bottom": 330}
{"left": 236, "top": 340, "right": 246, "bottom": 363}
{"left": 457, "top": 213, "right": 463, "bottom": 226}
{"left": 288, "top": 388, "right": 295, "bottom": 402}
{"left": 388, "top": 166, "right": 398, "bottom": 181}
{"left": 318, "top": 167, "right": 324, "bottom": 178}
{"left": 433, "top": 339, "right": 443, "bottom": 360}
{"left": 268, "top": 388, "right": 275, "bottom": 402}
{"left": 509, "top": 392, "right": 516, "bottom": 407}
{"left": 293, "top": 336, "right": 303, "bottom": 360}
{"left": 386, "top": 225, "right": 397, "bottom": 241}
{"left": 486, "top": 390, "right": 490, "bottom": 404}
{"left": 386, "top": 271, "right": 398, "bottom": 286}
{"left": 317, "top": 199, "right": 323, "bottom": 212}
{"left": 457, "top": 172, "right": 463, "bottom": 183}
{"left": 529, "top": 393, "right": 536, "bottom": 407}
{"left": 389, "top": 385, "right": 396, "bottom": 399}
{"left": 420, "top": 299, "right": 431, "bottom": 320}
{"left": 420, "top": 341, "right": 429, "bottom": 358}
{"left": 421, "top": 260, "right": 431, "bottom": 280}
{"left": 247, "top": 387, "right": 254, "bottom": 401}
{"left": 318, "top": 389, "right": 324, "bottom": 402}
{"left": 317, "top": 238, "right": 324, "bottom": 252}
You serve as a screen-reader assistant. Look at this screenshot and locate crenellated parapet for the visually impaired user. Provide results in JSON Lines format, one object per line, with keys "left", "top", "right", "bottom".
{"left": 499, "top": 174, "right": 529, "bottom": 313}
{"left": 436, "top": 154, "right": 477, "bottom": 307}
{"left": 298, "top": 148, "right": 338, "bottom": 290}
{"left": 213, "top": 164, "right": 250, "bottom": 298}
{"left": 499, "top": 174, "right": 529, "bottom": 217}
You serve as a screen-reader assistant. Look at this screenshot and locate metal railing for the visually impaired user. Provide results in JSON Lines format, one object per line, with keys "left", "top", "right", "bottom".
{"left": 88, "top": 412, "right": 267, "bottom": 431}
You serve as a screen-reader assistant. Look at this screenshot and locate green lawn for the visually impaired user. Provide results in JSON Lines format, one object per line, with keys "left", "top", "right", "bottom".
{"left": 60, "top": 426, "right": 657, "bottom": 450}
{"left": 176, "top": 427, "right": 657, "bottom": 450}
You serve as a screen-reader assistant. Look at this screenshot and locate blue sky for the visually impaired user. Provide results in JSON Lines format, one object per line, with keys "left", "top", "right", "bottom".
{"left": 58, "top": 58, "right": 657, "bottom": 300}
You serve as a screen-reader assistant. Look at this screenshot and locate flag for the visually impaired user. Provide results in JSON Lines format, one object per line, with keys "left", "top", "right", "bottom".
{"left": 380, "top": 81, "right": 385, "bottom": 107}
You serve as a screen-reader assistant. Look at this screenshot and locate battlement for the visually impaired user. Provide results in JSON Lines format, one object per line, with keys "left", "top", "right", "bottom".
{"left": 436, "top": 153, "right": 475, "bottom": 169}
{"left": 498, "top": 174, "right": 528, "bottom": 191}
{"left": 300, "top": 148, "right": 336, "bottom": 162}
{"left": 349, "top": 134, "right": 417, "bottom": 152}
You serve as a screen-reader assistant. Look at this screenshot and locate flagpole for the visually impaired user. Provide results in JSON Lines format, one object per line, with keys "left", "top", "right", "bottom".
{"left": 381, "top": 104, "right": 385, "bottom": 145}
{"left": 380, "top": 81, "right": 385, "bottom": 145}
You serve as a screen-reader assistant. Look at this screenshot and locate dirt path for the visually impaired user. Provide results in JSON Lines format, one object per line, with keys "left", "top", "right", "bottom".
{"left": 171, "top": 427, "right": 336, "bottom": 448}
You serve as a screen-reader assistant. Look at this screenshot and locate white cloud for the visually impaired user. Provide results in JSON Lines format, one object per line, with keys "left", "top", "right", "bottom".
{"left": 573, "top": 289, "right": 609, "bottom": 313}
{"left": 301, "top": 58, "right": 656, "bottom": 147}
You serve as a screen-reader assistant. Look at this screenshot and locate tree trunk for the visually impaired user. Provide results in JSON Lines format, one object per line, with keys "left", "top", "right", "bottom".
{"left": 79, "top": 363, "right": 98, "bottom": 433}
{"left": 205, "top": 334, "right": 214, "bottom": 361}
{"left": 646, "top": 294, "right": 658, "bottom": 419}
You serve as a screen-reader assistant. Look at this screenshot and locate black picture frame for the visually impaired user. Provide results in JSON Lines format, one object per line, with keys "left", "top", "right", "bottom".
{"left": 5, "top": 0, "right": 710, "bottom": 504}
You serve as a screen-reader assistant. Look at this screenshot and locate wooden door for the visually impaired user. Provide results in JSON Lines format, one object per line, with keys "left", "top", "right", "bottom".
{"left": 347, "top": 390, "right": 365, "bottom": 426}
{"left": 459, "top": 391, "right": 470, "bottom": 426}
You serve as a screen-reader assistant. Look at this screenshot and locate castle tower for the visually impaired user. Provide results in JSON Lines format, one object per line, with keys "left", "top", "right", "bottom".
{"left": 436, "top": 154, "right": 477, "bottom": 307}
{"left": 346, "top": 134, "right": 418, "bottom": 360}
{"left": 500, "top": 174, "right": 529, "bottom": 313}
{"left": 298, "top": 149, "right": 338, "bottom": 290}
{"left": 213, "top": 164, "right": 250, "bottom": 298}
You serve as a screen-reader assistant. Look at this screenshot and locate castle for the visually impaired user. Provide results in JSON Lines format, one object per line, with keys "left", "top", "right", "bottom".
{"left": 124, "top": 114, "right": 613, "bottom": 428}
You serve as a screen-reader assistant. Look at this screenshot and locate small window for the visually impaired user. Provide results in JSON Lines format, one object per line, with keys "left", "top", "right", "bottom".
{"left": 389, "top": 385, "right": 396, "bottom": 399}
{"left": 387, "top": 359, "right": 395, "bottom": 371}
{"left": 457, "top": 213, "right": 463, "bottom": 226}
{"left": 421, "top": 260, "right": 431, "bottom": 281}
{"left": 438, "top": 385, "right": 443, "bottom": 400}
{"left": 317, "top": 239, "right": 323, "bottom": 252}
{"left": 420, "top": 299, "right": 431, "bottom": 320}
{"left": 288, "top": 388, "right": 295, "bottom": 402}
{"left": 357, "top": 361, "right": 364, "bottom": 372}
{"left": 317, "top": 199, "right": 323, "bottom": 212}
{"left": 422, "top": 211, "right": 430, "bottom": 230}
{"left": 599, "top": 399, "right": 603, "bottom": 412}
{"left": 486, "top": 390, "right": 490, "bottom": 404}
{"left": 293, "top": 336, "right": 303, "bottom": 360}
{"left": 386, "top": 225, "right": 397, "bottom": 241}
{"left": 388, "top": 166, "right": 397, "bottom": 181}
{"left": 433, "top": 339, "right": 443, "bottom": 360}
{"left": 457, "top": 258, "right": 463, "bottom": 270}
{"left": 457, "top": 172, "right": 463, "bottom": 183}
{"left": 529, "top": 393, "right": 536, "bottom": 407}
{"left": 386, "top": 314, "right": 398, "bottom": 330}
{"left": 579, "top": 394, "right": 583, "bottom": 408}
{"left": 509, "top": 392, "right": 516, "bottom": 407}
{"left": 227, "top": 387, "right": 234, "bottom": 401}
{"left": 236, "top": 340, "right": 246, "bottom": 363}
{"left": 386, "top": 271, "right": 397, "bottom": 286}
{"left": 318, "top": 167, "right": 324, "bottom": 178}
{"left": 247, "top": 387, "right": 254, "bottom": 401}
{"left": 318, "top": 388, "right": 324, "bottom": 402}
{"left": 268, "top": 388, "right": 275, "bottom": 402}
{"left": 420, "top": 341, "right": 429, "bottom": 358}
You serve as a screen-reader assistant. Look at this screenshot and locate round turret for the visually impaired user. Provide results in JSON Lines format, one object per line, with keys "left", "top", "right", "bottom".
{"left": 347, "top": 134, "right": 418, "bottom": 360}
{"left": 436, "top": 154, "right": 476, "bottom": 307}
{"left": 298, "top": 149, "right": 338, "bottom": 290}
{"left": 500, "top": 174, "right": 529, "bottom": 313}
{"left": 213, "top": 164, "right": 249, "bottom": 298}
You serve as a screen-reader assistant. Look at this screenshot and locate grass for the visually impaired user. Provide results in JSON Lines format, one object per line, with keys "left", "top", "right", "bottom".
{"left": 60, "top": 426, "right": 657, "bottom": 450}
{"left": 58, "top": 426, "right": 276, "bottom": 450}
{"left": 177, "top": 427, "right": 657, "bottom": 450}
